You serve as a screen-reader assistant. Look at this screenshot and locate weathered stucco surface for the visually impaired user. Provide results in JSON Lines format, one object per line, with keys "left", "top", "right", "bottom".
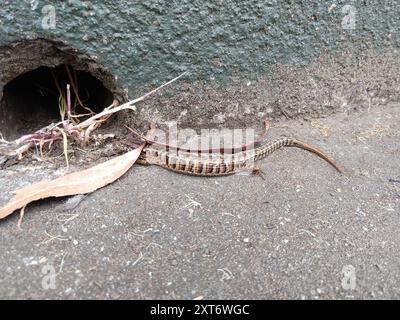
{"left": 1, "top": 0, "right": 399, "bottom": 91}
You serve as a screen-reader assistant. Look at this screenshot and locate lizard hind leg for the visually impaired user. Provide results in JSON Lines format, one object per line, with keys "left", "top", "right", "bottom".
{"left": 251, "top": 162, "right": 266, "bottom": 180}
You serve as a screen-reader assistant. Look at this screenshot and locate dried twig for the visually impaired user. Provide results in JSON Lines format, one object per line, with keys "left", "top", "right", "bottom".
{"left": 125, "top": 117, "right": 270, "bottom": 154}
{"left": 17, "top": 205, "right": 26, "bottom": 229}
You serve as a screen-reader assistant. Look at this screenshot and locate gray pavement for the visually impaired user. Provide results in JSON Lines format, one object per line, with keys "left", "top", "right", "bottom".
{"left": 0, "top": 103, "right": 399, "bottom": 299}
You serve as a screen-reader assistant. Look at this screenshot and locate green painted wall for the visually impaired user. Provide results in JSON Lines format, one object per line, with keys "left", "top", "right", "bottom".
{"left": 0, "top": 0, "right": 399, "bottom": 95}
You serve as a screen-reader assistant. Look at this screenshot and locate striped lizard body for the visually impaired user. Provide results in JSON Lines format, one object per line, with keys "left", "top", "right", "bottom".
{"left": 137, "top": 137, "right": 342, "bottom": 176}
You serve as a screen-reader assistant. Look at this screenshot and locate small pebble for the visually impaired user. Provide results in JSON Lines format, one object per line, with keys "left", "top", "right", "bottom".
{"left": 63, "top": 194, "right": 85, "bottom": 211}
{"left": 0, "top": 156, "right": 7, "bottom": 166}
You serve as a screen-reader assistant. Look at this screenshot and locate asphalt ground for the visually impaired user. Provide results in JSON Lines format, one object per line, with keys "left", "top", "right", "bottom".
{"left": 0, "top": 102, "right": 399, "bottom": 299}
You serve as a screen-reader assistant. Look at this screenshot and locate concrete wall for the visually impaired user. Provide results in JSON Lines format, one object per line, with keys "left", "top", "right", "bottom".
{"left": 1, "top": 0, "right": 399, "bottom": 92}
{"left": 1, "top": 1, "right": 400, "bottom": 133}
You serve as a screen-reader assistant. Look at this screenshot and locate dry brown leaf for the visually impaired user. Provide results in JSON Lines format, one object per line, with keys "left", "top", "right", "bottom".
{"left": 0, "top": 142, "right": 146, "bottom": 220}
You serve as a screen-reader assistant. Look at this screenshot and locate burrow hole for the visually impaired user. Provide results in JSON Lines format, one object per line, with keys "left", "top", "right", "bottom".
{"left": 0, "top": 64, "right": 114, "bottom": 140}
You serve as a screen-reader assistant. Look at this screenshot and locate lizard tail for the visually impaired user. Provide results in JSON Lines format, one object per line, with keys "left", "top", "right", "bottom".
{"left": 288, "top": 138, "right": 343, "bottom": 173}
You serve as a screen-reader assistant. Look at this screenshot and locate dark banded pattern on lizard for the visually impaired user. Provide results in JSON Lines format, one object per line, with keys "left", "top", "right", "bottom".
{"left": 137, "top": 137, "right": 342, "bottom": 176}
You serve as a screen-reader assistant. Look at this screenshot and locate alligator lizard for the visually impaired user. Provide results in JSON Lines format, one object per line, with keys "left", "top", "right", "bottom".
{"left": 137, "top": 137, "right": 342, "bottom": 176}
